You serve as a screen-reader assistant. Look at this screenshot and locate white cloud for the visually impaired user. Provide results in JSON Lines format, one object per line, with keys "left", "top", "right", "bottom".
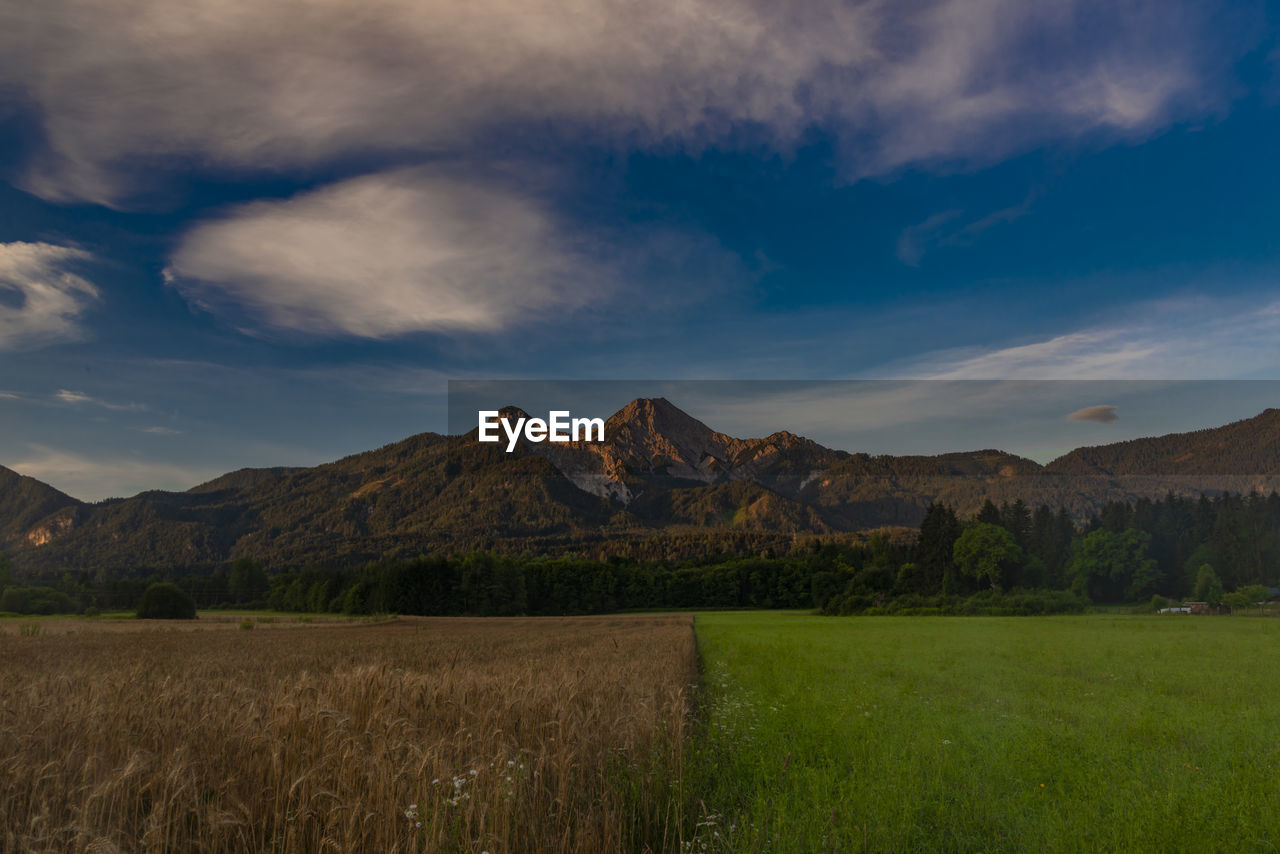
{"left": 8, "top": 445, "right": 218, "bottom": 501}
{"left": 895, "top": 296, "right": 1280, "bottom": 379}
{"left": 0, "top": 242, "right": 99, "bottom": 350}
{"left": 165, "top": 167, "right": 742, "bottom": 337}
{"left": 53, "top": 389, "right": 92, "bottom": 404}
{"left": 54, "top": 389, "right": 146, "bottom": 411}
{"left": 918, "top": 330, "right": 1163, "bottom": 379}
{"left": 0, "top": 0, "right": 1241, "bottom": 204}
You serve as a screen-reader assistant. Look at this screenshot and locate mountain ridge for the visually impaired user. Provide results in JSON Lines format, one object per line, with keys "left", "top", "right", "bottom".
{"left": 4, "top": 398, "right": 1280, "bottom": 574}
{"left": 1046, "top": 408, "right": 1280, "bottom": 476}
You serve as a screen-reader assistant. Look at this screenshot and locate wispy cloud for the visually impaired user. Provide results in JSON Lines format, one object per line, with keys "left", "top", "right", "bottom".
{"left": 8, "top": 445, "right": 218, "bottom": 502}
{"left": 0, "top": 0, "right": 1250, "bottom": 204}
{"left": 893, "top": 296, "right": 1280, "bottom": 379}
{"left": 54, "top": 389, "right": 146, "bottom": 411}
{"left": 0, "top": 242, "right": 99, "bottom": 350}
{"left": 896, "top": 211, "right": 962, "bottom": 267}
{"left": 1067, "top": 404, "right": 1118, "bottom": 423}
{"left": 165, "top": 166, "right": 745, "bottom": 338}
{"left": 139, "top": 426, "right": 181, "bottom": 435}
{"left": 53, "top": 389, "right": 92, "bottom": 404}
{"left": 897, "top": 193, "right": 1038, "bottom": 266}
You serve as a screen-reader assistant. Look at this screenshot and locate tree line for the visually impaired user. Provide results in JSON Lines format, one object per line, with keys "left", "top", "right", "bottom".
{"left": 824, "top": 491, "right": 1280, "bottom": 614}
{"left": 3, "top": 490, "right": 1278, "bottom": 617}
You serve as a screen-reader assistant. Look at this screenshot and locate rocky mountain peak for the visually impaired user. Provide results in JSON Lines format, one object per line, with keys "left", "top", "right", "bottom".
{"left": 496, "top": 404, "right": 531, "bottom": 421}
{"left": 608, "top": 397, "right": 707, "bottom": 435}
{"left": 604, "top": 398, "right": 748, "bottom": 469}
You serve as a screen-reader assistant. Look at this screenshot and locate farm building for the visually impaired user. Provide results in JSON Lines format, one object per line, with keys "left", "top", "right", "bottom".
{"left": 1185, "top": 601, "right": 1231, "bottom": 615}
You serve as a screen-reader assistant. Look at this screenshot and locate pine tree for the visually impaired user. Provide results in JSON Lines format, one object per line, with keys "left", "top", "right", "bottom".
{"left": 916, "top": 503, "right": 962, "bottom": 595}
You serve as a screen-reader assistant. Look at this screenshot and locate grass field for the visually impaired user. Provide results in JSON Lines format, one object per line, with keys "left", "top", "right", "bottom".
{"left": 687, "top": 612, "right": 1280, "bottom": 853}
{"left": 0, "top": 615, "right": 696, "bottom": 853}
{"left": 6, "top": 611, "right": 1280, "bottom": 853}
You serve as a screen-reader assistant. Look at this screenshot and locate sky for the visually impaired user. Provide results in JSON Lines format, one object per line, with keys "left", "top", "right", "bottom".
{"left": 1, "top": 0, "right": 1280, "bottom": 500}
{"left": 448, "top": 380, "right": 1280, "bottom": 468}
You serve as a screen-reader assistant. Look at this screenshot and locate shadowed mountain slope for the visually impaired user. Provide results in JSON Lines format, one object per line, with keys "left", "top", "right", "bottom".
{"left": 1047, "top": 409, "right": 1280, "bottom": 476}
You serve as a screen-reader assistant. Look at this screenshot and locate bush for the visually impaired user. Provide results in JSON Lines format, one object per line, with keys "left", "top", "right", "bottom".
{"left": 1222, "top": 591, "right": 1249, "bottom": 613}
{"left": 136, "top": 583, "right": 197, "bottom": 620}
{"left": 825, "top": 589, "right": 1087, "bottom": 617}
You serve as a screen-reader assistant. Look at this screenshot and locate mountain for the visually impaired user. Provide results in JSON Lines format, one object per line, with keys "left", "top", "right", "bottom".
{"left": 0, "top": 465, "right": 84, "bottom": 552}
{"left": 4, "top": 398, "right": 1280, "bottom": 575}
{"left": 1047, "top": 408, "right": 1280, "bottom": 476}
{"left": 8, "top": 431, "right": 621, "bottom": 573}
{"left": 529, "top": 397, "right": 847, "bottom": 503}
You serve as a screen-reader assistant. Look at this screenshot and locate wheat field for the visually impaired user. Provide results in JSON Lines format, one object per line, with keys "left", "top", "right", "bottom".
{"left": 0, "top": 615, "right": 697, "bottom": 853}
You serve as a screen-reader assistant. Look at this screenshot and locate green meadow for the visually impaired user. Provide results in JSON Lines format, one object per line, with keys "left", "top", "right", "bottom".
{"left": 685, "top": 613, "right": 1280, "bottom": 853}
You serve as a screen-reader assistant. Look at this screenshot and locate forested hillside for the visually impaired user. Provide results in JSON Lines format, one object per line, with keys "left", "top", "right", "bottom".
{"left": 4, "top": 400, "right": 1280, "bottom": 576}
{"left": 1048, "top": 408, "right": 1280, "bottom": 475}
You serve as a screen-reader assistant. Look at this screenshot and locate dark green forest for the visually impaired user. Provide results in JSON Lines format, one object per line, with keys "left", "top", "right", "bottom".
{"left": 3, "top": 490, "right": 1278, "bottom": 618}
{"left": 823, "top": 489, "right": 1280, "bottom": 614}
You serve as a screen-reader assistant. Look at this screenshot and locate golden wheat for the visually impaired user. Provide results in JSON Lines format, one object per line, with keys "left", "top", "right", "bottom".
{"left": 0, "top": 615, "right": 697, "bottom": 853}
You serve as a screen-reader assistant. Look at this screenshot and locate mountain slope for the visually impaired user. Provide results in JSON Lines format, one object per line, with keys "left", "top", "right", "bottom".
{"left": 529, "top": 397, "right": 848, "bottom": 502}
{"left": 1046, "top": 408, "right": 1280, "bottom": 476}
{"left": 5, "top": 399, "right": 1280, "bottom": 574}
{"left": 15, "top": 431, "right": 622, "bottom": 572}
{"left": 0, "top": 465, "right": 84, "bottom": 552}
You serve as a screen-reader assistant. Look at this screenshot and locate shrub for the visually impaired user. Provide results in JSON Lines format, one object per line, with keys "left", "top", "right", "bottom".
{"left": 136, "top": 583, "right": 197, "bottom": 620}
{"left": 825, "top": 589, "right": 1086, "bottom": 617}
{"left": 1222, "top": 591, "right": 1249, "bottom": 613}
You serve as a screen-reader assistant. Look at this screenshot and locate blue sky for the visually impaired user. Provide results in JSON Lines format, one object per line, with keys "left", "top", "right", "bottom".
{"left": 1, "top": 0, "right": 1279, "bottom": 500}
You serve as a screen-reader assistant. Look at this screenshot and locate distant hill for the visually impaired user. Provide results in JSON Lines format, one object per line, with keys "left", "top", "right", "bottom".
{"left": 188, "top": 467, "right": 307, "bottom": 494}
{"left": 4, "top": 399, "right": 1280, "bottom": 575}
{"left": 1047, "top": 408, "right": 1280, "bottom": 476}
{"left": 0, "top": 465, "right": 83, "bottom": 552}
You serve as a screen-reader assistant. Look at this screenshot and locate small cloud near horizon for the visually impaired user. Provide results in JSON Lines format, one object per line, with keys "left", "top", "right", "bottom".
{"left": 1067, "top": 404, "right": 1118, "bottom": 423}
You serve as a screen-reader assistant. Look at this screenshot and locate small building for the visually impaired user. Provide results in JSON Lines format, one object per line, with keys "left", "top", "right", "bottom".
{"left": 1185, "top": 601, "right": 1230, "bottom": 615}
